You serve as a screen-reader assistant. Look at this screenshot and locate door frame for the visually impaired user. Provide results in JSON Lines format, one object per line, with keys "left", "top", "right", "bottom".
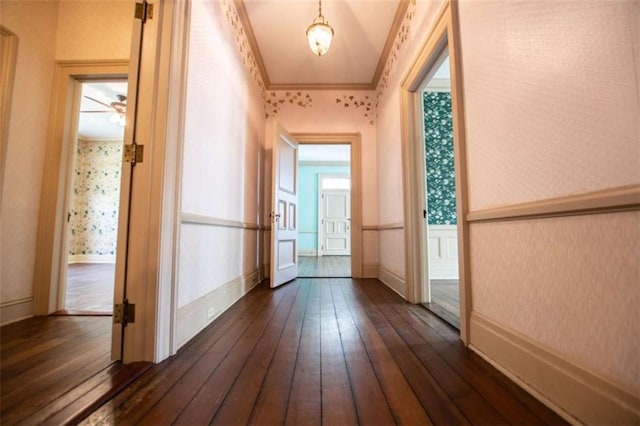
{"left": 57, "top": 77, "right": 128, "bottom": 313}
{"left": 34, "top": 61, "right": 129, "bottom": 317}
{"left": 293, "top": 133, "right": 363, "bottom": 278}
{"left": 399, "top": 0, "right": 472, "bottom": 342}
{"left": 317, "top": 174, "right": 351, "bottom": 256}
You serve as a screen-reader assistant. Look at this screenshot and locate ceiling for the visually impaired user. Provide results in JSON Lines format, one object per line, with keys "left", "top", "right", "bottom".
{"left": 240, "top": 0, "right": 406, "bottom": 89}
{"left": 79, "top": 82, "right": 128, "bottom": 140}
{"left": 299, "top": 144, "right": 350, "bottom": 162}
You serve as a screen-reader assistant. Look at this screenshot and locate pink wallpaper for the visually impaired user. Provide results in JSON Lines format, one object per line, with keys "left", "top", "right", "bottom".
{"left": 1, "top": 2, "right": 59, "bottom": 304}
{"left": 470, "top": 211, "right": 640, "bottom": 393}
{"left": 178, "top": 0, "right": 264, "bottom": 308}
{"left": 459, "top": 0, "right": 640, "bottom": 211}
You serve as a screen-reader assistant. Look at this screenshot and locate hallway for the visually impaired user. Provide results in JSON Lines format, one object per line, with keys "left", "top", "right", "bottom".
{"left": 81, "top": 278, "right": 563, "bottom": 425}
{"left": 298, "top": 255, "right": 351, "bottom": 277}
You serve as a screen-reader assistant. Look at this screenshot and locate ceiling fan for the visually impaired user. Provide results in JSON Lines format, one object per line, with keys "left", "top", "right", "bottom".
{"left": 81, "top": 94, "right": 127, "bottom": 114}
{"left": 81, "top": 94, "right": 127, "bottom": 126}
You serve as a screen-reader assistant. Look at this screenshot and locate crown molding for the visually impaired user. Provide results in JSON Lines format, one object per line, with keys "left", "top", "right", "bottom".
{"left": 371, "top": 0, "right": 411, "bottom": 88}
{"left": 233, "top": 0, "right": 271, "bottom": 88}
{"left": 236, "top": 0, "right": 409, "bottom": 91}
{"left": 267, "top": 82, "right": 374, "bottom": 91}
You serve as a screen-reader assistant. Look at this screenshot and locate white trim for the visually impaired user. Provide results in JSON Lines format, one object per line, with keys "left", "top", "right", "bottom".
{"left": 0, "top": 297, "right": 34, "bottom": 326}
{"left": 298, "top": 249, "right": 317, "bottom": 256}
{"left": 399, "top": 1, "right": 472, "bottom": 343}
{"left": 467, "top": 185, "right": 640, "bottom": 223}
{"left": 0, "top": 26, "right": 18, "bottom": 203}
{"left": 377, "top": 265, "right": 406, "bottom": 299}
{"left": 298, "top": 160, "right": 350, "bottom": 167}
{"left": 68, "top": 255, "right": 116, "bottom": 264}
{"left": 470, "top": 312, "right": 640, "bottom": 424}
{"left": 362, "top": 264, "right": 378, "bottom": 278}
{"left": 181, "top": 212, "right": 260, "bottom": 230}
{"left": 424, "top": 77, "right": 451, "bottom": 92}
{"left": 176, "top": 269, "right": 261, "bottom": 349}
{"left": 293, "top": 134, "right": 363, "bottom": 278}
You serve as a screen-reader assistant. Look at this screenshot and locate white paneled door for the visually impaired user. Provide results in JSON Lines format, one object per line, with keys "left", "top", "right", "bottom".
{"left": 270, "top": 123, "right": 299, "bottom": 287}
{"left": 319, "top": 189, "right": 351, "bottom": 256}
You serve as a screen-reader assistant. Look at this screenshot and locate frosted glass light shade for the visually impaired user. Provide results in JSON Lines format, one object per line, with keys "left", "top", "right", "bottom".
{"left": 306, "top": 18, "right": 334, "bottom": 56}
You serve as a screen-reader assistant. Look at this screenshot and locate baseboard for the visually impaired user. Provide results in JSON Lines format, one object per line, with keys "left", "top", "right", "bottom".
{"left": 469, "top": 312, "right": 640, "bottom": 425}
{"left": 362, "top": 264, "right": 378, "bottom": 278}
{"left": 377, "top": 265, "right": 406, "bottom": 299}
{"left": 298, "top": 250, "right": 317, "bottom": 256}
{"left": 176, "top": 269, "right": 261, "bottom": 349}
{"left": 68, "top": 255, "right": 116, "bottom": 264}
{"left": 1, "top": 297, "right": 34, "bottom": 326}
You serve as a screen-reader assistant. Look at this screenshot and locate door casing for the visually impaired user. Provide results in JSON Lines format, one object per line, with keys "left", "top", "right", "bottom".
{"left": 399, "top": 0, "right": 471, "bottom": 343}
{"left": 293, "top": 133, "right": 363, "bottom": 278}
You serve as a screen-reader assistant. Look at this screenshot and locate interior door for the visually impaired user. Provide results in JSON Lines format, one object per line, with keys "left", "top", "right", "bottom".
{"left": 270, "top": 123, "right": 299, "bottom": 287}
{"left": 320, "top": 189, "right": 351, "bottom": 255}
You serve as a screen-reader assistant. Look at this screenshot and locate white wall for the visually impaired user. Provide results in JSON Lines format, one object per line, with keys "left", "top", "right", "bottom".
{"left": 175, "top": 0, "right": 265, "bottom": 347}
{"left": 0, "top": 1, "right": 134, "bottom": 324}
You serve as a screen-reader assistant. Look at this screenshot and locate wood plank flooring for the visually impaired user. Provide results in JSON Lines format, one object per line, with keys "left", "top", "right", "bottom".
{"left": 425, "top": 279, "right": 460, "bottom": 329}
{"left": 81, "top": 278, "right": 565, "bottom": 425}
{"left": 64, "top": 263, "right": 115, "bottom": 313}
{"left": 298, "top": 255, "right": 351, "bottom": 277}
{"left": 0, "top": 316, "right": 150, "bottom": 425}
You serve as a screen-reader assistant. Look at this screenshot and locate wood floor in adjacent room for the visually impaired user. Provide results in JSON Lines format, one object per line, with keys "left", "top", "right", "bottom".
{"left": 80, "top": 278, "right": 565, "bottom": 425}
{"left": 0, "top": 316, "right": 149, "bottom": 425}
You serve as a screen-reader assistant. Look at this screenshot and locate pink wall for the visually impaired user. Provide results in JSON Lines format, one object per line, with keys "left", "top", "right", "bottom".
{"left": 459, "top": 0, "right": 640, "bottom": 394}
{"left": 177, "top": 0, "right": 264, "bottom": 309}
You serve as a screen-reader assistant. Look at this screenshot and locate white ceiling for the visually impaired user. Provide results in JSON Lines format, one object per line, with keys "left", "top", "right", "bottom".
{"left": 242, "top": 0, "right": 403, "bottom": 88}
{"left": 78, "top": 82, "right": 127, "bottom": 140}
{"left": 299, "top": 144, "right": 351, "bottom": 162}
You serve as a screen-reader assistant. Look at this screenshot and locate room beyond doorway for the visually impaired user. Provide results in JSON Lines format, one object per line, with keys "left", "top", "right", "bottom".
{"left": 62, "top": 80, "right": 128, "bottom": 314}
{"left": 297, "top": 144, "right": 351, "bottom": 278}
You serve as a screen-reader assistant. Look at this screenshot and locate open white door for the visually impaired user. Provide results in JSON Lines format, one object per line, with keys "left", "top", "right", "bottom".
{"left": 270, "top": 122, "right": 299, "bottom": 288}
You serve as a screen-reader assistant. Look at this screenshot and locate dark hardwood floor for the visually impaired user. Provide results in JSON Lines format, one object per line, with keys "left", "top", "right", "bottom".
{"left": 425, "top": 279, "right": 460, "bottom": 329}
{"left": 64, "top": 263, "right": 115, "bottom": 313}
{"left": 298, "top": 255, "right": 351, "bottom": 277}
{"left": 78, "top": 278, "right": 565, "bottom": 425}
{"left": 0, "top": 316, "right": 150, "bottom": 425}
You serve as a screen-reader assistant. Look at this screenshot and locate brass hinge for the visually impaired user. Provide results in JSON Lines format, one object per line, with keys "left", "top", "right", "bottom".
{"left": 114, "top": 299, "right": 136, "bottom": 326}
{"left": 135, "top": 1, "right": 153, "bottom": 22}
{"left": 124, "top": 143, "right": 144, "bottom": 165}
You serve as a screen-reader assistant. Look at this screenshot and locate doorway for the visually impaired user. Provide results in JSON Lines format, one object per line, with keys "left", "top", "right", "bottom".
{"left": 399, "top": 1, "right": 470, "bottom": 341}
{"left": 297, "top": 144, "right": 351, "bottom": 278}
{"left": 62, "top": 81, "right": 128, "bottom": 314}
{"left": 419, "top": 52, "right": 460, "bottom": 329}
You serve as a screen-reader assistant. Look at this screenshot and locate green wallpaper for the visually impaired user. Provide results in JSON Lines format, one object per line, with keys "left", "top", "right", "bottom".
{"left": 423, "top": 91, "right": 457, "bottom": 225}
{"left": 68, "top": 140, "right": 122, "bottom": 256}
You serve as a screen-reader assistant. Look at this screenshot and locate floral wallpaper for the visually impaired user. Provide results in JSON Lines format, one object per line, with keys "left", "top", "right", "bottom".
{"left": 68, "top": 139, "right": 122, "bottom": 257}
{"left": 424, "top": 91, "right": 457, "bottom": 225}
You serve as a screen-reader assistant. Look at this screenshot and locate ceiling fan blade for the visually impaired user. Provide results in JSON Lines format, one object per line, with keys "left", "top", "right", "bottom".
{"left": 83, "top": 95, "right": 113, "bottom": 109}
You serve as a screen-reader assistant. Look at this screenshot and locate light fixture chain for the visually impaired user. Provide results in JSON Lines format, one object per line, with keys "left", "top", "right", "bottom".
{"left": 319, "top": 0, "right": 322, "bottom": 17}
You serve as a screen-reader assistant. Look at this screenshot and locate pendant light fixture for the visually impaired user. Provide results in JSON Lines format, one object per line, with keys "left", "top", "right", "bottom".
{"left": 306, "top": 0, "right": 334, "bottom": 56}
